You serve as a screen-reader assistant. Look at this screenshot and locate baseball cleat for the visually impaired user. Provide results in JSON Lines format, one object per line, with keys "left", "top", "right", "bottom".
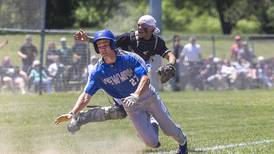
{"left": 176, "top": 141, "right": 188, "bottom": 154}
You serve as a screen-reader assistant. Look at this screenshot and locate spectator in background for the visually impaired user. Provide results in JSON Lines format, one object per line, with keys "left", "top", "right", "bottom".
{"left": 0, "top": 56, "right": 27, "bottom": 94}
{"left": 171, "top": 35, "right": 183, "bottom": 91}
{"left": 87, "top": 55, "right": 98, "bottom": 75}
{"left": 12, "top": 66, "right": 28, "bottom": 94}
{"left": 48, "top": 57, "right": 65, "bottom": 92}
{"left": 233, "top": 58, "right": 251, "bottom": 89}
{"left": 58, "top": 37, "right": 72, "bottom": 66}
{"left": 230, "top": 35, "right": 243, "bottom": 61}
{"left": 0, "top": 56, "right": 14, "bottom": 92}
{"left": 82, "top": 55, "right": 99, "bottom": 84}
{"left": 17, "top": 35, "right": 38, "bottom": 73}
{"left": 71, "top": 39, "right": 90, "bottom": 80}
{"left": 0, "top": 40, "right": 8, "bottom": 49}
{"left": 28, "top": 60, "right": 52, "bottom": 93}
{"left": 241, "top": 41, "right": 255, "bottom": 63}
{"left": 179, "top": 36, "right": 203, "bottom": 90}
{"left": 46, "top": 42, "right": 61, "bottom": 67}
{"left": 180, "top": 36, "right": 202, "bottom": 63}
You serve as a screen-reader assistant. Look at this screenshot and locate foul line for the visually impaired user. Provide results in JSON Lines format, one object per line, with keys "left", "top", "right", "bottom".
{"left": 148, "top": 139, "right": 274, "bottom": 154}
{"left": 194, "top": 139, "right": 274, "bottom": 152}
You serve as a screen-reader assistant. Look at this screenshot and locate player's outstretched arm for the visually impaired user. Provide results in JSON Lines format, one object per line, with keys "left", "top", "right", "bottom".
{"left": 164, "top": 51, "right": 176, "bottom": 65}
{"left": 55, "top": 92, "right": 92, "bottom": 125}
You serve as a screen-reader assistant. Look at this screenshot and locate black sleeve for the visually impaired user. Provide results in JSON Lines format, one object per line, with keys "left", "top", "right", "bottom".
{"left": 115, "top": 32, "right": 131, "bottom": 50}
{"left": 155, "top": 36, "right": 170, "bottom": 57}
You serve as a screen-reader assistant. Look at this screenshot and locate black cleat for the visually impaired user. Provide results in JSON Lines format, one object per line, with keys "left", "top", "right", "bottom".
{"left": 176, "top": 141, "right": 188, "bottom": 154}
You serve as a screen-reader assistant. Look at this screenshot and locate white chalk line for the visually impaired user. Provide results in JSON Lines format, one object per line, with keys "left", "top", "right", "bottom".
{"left": 194, "top": 139, "right": 274, "bottom": 152}
{"left": 147, "top": 139, "right": 274, "bottom": 154}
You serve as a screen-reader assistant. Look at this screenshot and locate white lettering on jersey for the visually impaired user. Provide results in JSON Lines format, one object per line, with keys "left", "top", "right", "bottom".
{"left": 103, "top": 68, "right": 134, "bottom": 85}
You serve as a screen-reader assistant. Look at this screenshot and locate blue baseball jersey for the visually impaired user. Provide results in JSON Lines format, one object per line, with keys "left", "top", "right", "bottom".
{"left": 84, "top": 50, "right": 148, "bottom": 99}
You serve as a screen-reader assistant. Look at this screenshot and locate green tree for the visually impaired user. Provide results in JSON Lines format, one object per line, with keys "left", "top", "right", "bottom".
{"left": 103, "top": 1, "right": 147, "bottom": 32}
{"left": 0, "top": 0, "right": 42, "bottom": 29}
{"left": 43, "top": 0, "right": 274, "bottom": 34}
{"left": 73, "top": 0, "right": 123, "bottom": 28}
{"left": 46, "top": 0, "right": 78, "bottom": 29}
{"left": 214, "top": 0, "right": 274, "bottom": 34}
{"left": 251, "top": 0, "right": 274, "bottom": 33}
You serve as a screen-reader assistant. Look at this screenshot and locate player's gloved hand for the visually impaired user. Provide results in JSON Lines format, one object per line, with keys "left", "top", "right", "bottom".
{"left": 55, "top": 112, "right": 74, "bottom": 125}
{"left": 157, "top": 63, "right": 176, "bottom": 83}
{"left": 73, "top": 29, "right": 89, "bottom": 42}
{"left": 122, "top": 93, "right": 139, "bottom": 107}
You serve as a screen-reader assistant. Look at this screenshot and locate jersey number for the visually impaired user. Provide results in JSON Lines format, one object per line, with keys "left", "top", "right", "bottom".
{"left": 129, "top": 75, "right": 139, "bottom": 86}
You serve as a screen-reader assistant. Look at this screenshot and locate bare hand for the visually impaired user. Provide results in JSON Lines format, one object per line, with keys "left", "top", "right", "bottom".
{"left": 73, "top": 29, "right": 88, "bottom": 42}
{"left": 55, "top": 113, "right": 73, "bottom": 125}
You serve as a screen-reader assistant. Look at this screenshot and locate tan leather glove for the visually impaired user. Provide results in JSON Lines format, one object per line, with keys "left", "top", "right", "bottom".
{"left": 55, "top": 113, "right": 73, "bottom": 125}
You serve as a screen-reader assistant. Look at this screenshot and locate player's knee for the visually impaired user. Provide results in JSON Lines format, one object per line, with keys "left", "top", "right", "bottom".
{"left": 141, "top": 133, "right": 160, "bottom": 148}
{"left": 144, "top": 139, "right": 160, "bottom": 148}
{"left": 105, "top": 105, "right": 127, "bottom": 120}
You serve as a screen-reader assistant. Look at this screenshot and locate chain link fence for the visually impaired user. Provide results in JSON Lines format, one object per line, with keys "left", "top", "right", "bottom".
{"left": 0, "top": 0, "right": 274, "bottom": 93}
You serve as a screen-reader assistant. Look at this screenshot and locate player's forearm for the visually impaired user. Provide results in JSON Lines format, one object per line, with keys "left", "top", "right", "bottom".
{"left": 165, "top": 51, "right": 176, "bottom": 65}
{"left": 134, "top": 75, "right": 150, "bottom": 97}
{"left": 70, "top": 92, "right": 91, "bottom": 115}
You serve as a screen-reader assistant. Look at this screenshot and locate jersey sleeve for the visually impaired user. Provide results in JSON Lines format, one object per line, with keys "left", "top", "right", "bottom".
{"left": 116, "top": 32, "right": 131, "bottom": 50}
{"left": 84, "top": 70, "right": 100, "bottom": 96}
{"left": 155, "top": 37, "right": 170, "bottom": 57}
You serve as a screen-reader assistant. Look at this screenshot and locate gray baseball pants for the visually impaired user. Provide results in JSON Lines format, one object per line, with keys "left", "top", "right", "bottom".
{"left": 122, "top": 86, "right": 187, "bottom": 148}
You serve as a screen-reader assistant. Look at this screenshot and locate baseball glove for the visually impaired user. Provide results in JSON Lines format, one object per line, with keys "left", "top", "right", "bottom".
{"left": 157, "top": 63, "right": 176, "bottom": 83}
{"left": 73, "top": 29, "right": 88, "bottom": 41}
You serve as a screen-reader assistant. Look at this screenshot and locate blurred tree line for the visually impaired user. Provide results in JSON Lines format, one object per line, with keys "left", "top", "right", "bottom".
{"left": 46, "top": 0, "right": 274, "bottom": 34}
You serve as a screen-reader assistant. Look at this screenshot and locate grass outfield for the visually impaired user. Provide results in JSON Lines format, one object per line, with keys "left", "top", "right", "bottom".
{"left": 0, "top": 90, "right": 274, "bottom": 154}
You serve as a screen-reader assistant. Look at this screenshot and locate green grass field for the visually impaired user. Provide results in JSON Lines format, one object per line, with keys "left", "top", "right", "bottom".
{"left": 0, "top": 90, "right": 273, "bottom": 154}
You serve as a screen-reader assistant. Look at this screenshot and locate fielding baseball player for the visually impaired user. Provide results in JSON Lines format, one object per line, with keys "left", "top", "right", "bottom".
{"left": 55, "top": 29, "right": 188, "bottom": 154}
{"left": 72, "top": 15, "right": 177, "bottom": 136}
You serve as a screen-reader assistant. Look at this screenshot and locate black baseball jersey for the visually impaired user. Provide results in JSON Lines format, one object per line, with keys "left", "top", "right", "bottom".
{"left": 116, "top": 31, "right": 170, "bottom": 62}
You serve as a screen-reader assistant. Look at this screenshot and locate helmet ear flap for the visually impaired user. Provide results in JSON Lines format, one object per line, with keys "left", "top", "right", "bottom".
{"left": 94, "top": 44, "right": 99, "bottom": 54}
{"left": 110, "top": 41, "right": 116, "bottom": 50}
{"left": 94, "top": 43, "right": 99, "bottom": 54}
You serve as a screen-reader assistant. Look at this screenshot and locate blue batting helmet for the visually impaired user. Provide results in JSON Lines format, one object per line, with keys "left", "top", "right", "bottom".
{"left": 93, "top": 29, "right": 116, "bottom": 53}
